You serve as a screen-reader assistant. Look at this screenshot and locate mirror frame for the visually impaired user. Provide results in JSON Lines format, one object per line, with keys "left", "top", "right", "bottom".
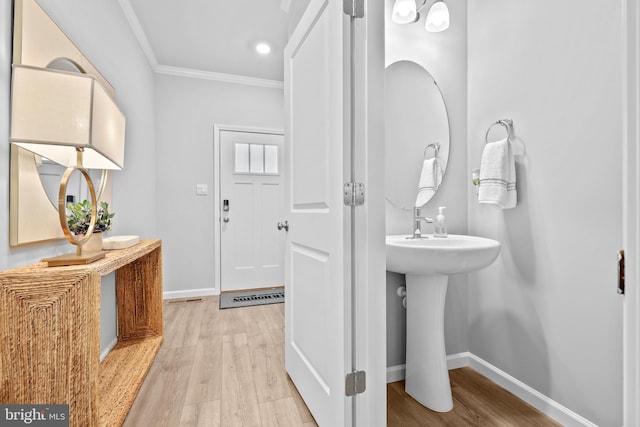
{"left": 9, "top": 0, "right": 114, "bottom": 246}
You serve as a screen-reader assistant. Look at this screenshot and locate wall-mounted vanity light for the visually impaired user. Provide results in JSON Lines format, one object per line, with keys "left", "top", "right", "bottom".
{"left": 391, "top": 0, "right": 450, "bottom": 32}
{"left": 10, "top": 64, "right": 126, "bottom": 265}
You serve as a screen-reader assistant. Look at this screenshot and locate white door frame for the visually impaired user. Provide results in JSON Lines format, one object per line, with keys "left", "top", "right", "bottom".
{"left": 213, "top": 124, "right": 285, "bottom": 295}
{"left": 352, "top": 0, "right": 386, "bottom": 425}
{"left": 623, "top": 0, "right": 639, "bottom": 425}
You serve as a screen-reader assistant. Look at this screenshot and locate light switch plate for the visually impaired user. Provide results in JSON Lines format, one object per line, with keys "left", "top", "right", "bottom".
{"left": 196, "top": 184, "right": 208, "bottom": 195}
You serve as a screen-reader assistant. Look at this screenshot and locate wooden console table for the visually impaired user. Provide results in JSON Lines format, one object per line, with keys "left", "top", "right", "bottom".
{"left": 0, "top": 240, "right": 163, "bottom": 427}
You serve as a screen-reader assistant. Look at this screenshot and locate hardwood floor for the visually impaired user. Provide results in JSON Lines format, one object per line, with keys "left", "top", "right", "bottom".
{"left": 123, "top": 296, "right": 317, "bottom": 427}
{"left": 124, "top": 296, "right": 561, "bottom": 427}
{"left": 388, "top": 370, "right": 562, "bottom": 427}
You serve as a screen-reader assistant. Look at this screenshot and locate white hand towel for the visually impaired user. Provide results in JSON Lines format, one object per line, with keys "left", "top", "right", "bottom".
{"left": 478, "top": 138, "right": 517, "bottom": 209}
{"left": 415, "top": 158, "right": 442, "bottom": 207}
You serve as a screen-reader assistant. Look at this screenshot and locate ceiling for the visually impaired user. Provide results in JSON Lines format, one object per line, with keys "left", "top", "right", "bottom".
{"left": 125, "top": 0, "right": 293, "bottom": 84}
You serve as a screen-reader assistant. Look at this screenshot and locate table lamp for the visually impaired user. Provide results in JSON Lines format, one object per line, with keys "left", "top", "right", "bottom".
{"left": 10, "top": 64, "right": 126, "bottom": 266}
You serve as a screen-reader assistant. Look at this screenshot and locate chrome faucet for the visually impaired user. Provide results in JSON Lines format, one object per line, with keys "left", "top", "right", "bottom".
{"left": 412, "top": 207, "right": 433, "bottom": 239}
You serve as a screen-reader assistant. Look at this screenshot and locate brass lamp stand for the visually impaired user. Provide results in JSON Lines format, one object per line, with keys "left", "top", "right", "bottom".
{"left": 42, "top": 148, "right": 107, "bottom": 267}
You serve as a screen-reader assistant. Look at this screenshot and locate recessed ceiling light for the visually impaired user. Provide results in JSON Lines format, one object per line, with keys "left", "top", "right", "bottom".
{"left": 255, "top": 42, "right": 272, "bottom": 55}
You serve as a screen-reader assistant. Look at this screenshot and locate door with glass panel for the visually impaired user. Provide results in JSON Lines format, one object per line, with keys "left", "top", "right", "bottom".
{"left": 219, "top": 130, "right": 284, "bottom": 292}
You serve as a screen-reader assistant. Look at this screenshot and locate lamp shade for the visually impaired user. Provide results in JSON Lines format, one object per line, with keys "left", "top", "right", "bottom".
{"left": 10, "top": 65, "right": 126, "bottom": 170}
{"left": 392, "top": 0, "right": 417, "bottom": 24}
{"left": 425, "top": 0, "right": 450, "bottom": 32}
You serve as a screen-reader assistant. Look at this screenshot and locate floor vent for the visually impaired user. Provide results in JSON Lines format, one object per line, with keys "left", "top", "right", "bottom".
{"left": 220, "top": 287, "right": 284, "bottom": 309}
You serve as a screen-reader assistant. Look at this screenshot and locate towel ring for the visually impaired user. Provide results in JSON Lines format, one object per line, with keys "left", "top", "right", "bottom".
{"left": 485, "top": 119, "right": 513, "bottom": 143}
{"left": 424, "top": 142, "right": 440, "bottom": 160}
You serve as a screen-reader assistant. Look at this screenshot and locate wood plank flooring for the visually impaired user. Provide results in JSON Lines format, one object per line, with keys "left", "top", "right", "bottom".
{"left": 123, "top": 296, "right": 316, "bottom": 427}
{"left": 388, "top": 369, "right": 563, "bottom": 426}
{"left": 123, "top": 296, "right": 561, "bottom": 427}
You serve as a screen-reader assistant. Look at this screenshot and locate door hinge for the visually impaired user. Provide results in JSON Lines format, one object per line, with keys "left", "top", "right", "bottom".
{"left": 343, "top": 182, "right": 365, "bottom": 206}
{"left": 345, "top": 370, "right": 366, "bottom": 396}
{"left": 343, "top": 0, "right": 364, "bottom": 18}
{"left": 618, "top": 249, "right": 625, "bottom": 295}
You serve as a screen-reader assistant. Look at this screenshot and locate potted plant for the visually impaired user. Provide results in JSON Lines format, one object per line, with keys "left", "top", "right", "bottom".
{"left": 66, "top": 200, "right": 115, "bottom": 251}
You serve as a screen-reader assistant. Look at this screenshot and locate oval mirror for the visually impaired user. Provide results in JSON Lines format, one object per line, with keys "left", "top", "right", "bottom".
{"left": 385, "top": 60, "right": 450, "bottom": 209}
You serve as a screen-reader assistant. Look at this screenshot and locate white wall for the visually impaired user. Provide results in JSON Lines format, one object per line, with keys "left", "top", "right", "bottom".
{"left": 384, "top": 0, "right": 468, "bottom": 368}
{"left": 468, "top": 1, "right": 623, "bottom": 425}
{"left": 155, "top": 74, "right": 283, "bottom": 297}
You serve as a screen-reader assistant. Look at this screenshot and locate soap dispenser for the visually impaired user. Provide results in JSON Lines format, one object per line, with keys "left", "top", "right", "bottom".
{"left": 434, "top": 206, "right": 447, "bottom": 238}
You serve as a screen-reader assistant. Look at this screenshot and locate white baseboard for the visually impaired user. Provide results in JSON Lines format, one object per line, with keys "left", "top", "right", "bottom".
{"left": 386, "top": 364, "right": 406, "bottom": 383}
{"left": 386, "top": 353, "right": 469, "bottom": 384}
{"left": 163, "top": 288, "right": 218, "bottom": 300}
{"left": 100, "top": 337, "right": 118, "bottom": 363}
{"left": 445, "top": 352, "right": 469, "bottom": 370}
{"left": 386, "top": 352, "right": 597, "bottom": 427}
{"left": 466, "top": 353, "right": 598, "bottom": 427}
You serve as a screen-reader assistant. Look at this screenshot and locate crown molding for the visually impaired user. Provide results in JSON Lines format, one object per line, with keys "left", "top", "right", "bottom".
{"left": 156, "top": 65, "right": 284, "bottom": 89}
{"left": 117, "top": 0, "right": 159, "bottom": 70}
{"left": 118, "top": 0, "right": 284, "bottom": 90}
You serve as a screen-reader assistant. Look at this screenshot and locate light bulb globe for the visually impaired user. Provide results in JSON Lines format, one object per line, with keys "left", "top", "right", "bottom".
{"left": 425, "top": 1, "right": 450, "bottom": 32}
{"left": 392, "top": 0, "right": 418, "bottom": 24}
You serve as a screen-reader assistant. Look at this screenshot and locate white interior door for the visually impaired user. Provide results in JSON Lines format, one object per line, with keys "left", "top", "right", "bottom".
{"left": 220, "top": 130, "right": 285, "bottom": 292}
{"left": 283, "top": 0, "right": 351, "bottom": 425}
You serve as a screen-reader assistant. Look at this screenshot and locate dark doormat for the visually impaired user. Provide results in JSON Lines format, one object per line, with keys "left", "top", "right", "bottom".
{"left": 219, "top": 287, "right": 285, "bottom": 309}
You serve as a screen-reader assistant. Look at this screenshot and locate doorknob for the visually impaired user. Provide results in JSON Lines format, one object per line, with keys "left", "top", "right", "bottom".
{"left": 277, "top": 221, "right": 289, "bottom": 231}
{"left": 618, "top": 249, "right": 625, "bottom": 294}
{"left": 223, "top": 216, "right": 230, "bottom": 223}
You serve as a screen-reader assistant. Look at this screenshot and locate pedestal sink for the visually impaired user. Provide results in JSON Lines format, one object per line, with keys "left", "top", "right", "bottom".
{"left": 386, "top": 234, "right": 500, "bottom": 412}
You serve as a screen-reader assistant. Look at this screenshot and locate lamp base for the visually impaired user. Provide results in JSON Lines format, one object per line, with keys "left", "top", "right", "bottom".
{"left": 43, "top": 251, "right": 106, "bottom": 267}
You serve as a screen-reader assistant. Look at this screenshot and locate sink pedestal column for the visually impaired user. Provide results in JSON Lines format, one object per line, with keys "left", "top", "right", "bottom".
{"left": 405, "top": 273, "right": 453, "bottom": 412}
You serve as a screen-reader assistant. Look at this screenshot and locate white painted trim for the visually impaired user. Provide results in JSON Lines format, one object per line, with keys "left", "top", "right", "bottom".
{"left": 386, "top": 353, "right": 470, "bottom": 383}
{"left": 156, "top": 65, "right": 284, "bottom": 89}
{"left": 467, "top": 354, "right": 598, "bottom": 427}
{"left": 212, "top": 125, "right": 285, "bottom": 296}
{"left": 117, "top": 0, "right": 159, "bottom": 70}
{"left": 163, "top": 288, "right": 217, "bottom": 300}
{"left": 352, "top": 0, "right": 386, "bottom": 425}
{"left": 623, "top": 1, "right": 640, "bottom": 425}
{"left": 99, "top": 337, "right": 118, "bottom": 363}
{"left": 445, "top": 352, "right": 469, "bottom": 370}
{"left": 386, "top": 352, "right": 598, "bottom": 427}
{"left": 386, "top": 364, "right": 406, "bottom": 383}
{"left": 118, "top": 0, "right": 284, "bottom": 89}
